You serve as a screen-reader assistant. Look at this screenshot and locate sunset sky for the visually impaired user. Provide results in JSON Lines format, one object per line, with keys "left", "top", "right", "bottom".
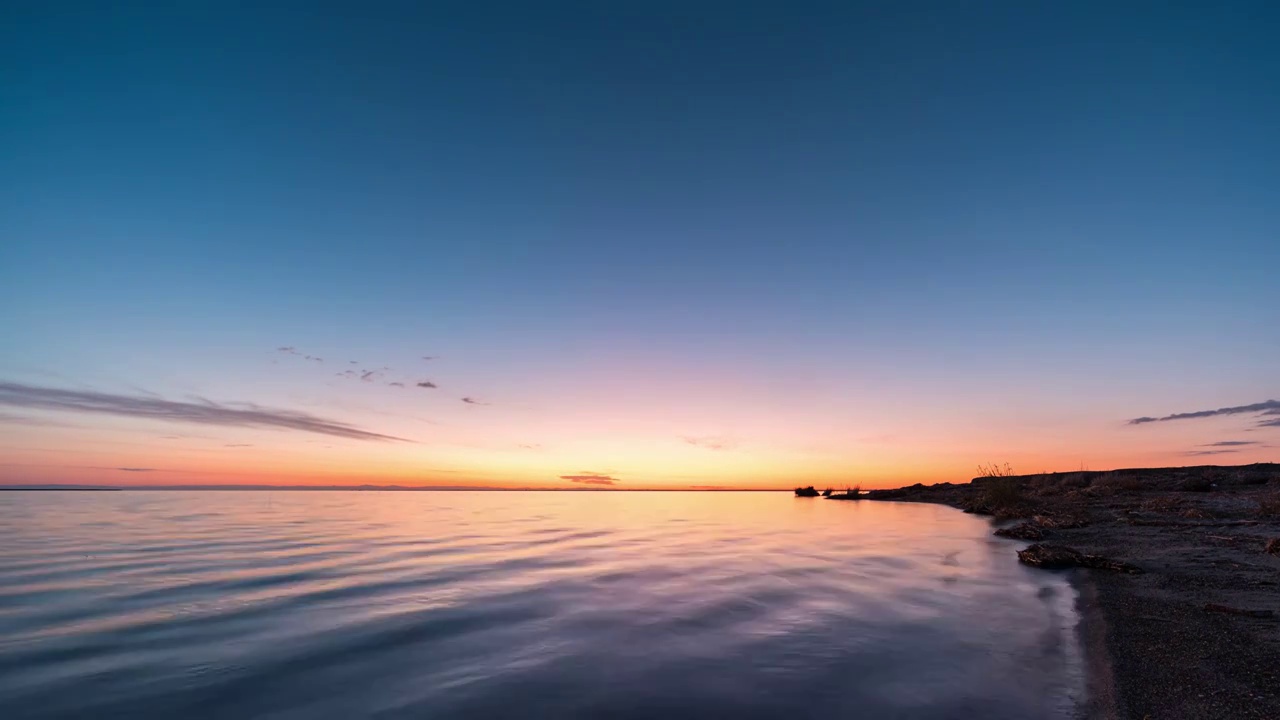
{"left": 3, "top": 2, "right": 1277, "bottom": 489}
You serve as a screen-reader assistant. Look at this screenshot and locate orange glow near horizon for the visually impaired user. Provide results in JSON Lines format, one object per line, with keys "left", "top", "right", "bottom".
{"left": 3, "top": 393, "right": 1276, "bottom": 489}
{"left": 2, "top": 358, "right": 1277, "bottom": 490}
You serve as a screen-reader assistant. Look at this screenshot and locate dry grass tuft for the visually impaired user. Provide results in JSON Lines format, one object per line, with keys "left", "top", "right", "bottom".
{"left": 1257, "top": 494, "right": 1280, "bottom": 518}
{"left": 977, "top": 462, "right": 1016, "bottom": 478}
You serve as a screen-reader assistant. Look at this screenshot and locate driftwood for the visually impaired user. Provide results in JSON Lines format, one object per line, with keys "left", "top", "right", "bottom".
{"left": 1203, "top": 603, "right": 1274, "bottom": 619}
{"left": 1124, "top": 517, "right": 1260, "bottom": 528}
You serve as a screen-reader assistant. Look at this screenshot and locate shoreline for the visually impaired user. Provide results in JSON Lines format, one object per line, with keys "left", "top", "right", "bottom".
{"left": 1073, "top": 573, "right": 1122, "bottom": 720}
{"left": 856, "top": 463, "right": 1280, "bottom": 719}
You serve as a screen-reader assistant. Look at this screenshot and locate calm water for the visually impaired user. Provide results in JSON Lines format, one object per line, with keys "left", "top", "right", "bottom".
{"left": 0, "top": 491, "right": 1083, "bottom": 719}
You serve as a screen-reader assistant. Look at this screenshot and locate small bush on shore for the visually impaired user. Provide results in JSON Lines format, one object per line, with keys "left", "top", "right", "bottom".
{"left": 982, "top": 476, "right": 1023, "bottom": 509}
{"left": 1097, "top": 472, "right": 1143, "bottom": 491}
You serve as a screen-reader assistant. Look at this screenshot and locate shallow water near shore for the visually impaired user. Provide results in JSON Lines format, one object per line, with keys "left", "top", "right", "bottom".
{"left": 0, "top": 491, "right": 1083, "bottom": 719}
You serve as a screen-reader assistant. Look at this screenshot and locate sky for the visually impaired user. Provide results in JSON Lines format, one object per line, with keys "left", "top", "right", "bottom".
{"left": 2, "top": 2, "right": 1278, "bottom": 489}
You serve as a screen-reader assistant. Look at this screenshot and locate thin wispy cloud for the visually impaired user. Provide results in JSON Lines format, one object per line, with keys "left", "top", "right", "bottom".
{"left": 461, "top": 397, "right": 488, "bottom": 405}
{"left": 422, "top": 356, "right": 438, "bottom": 361}
{"left": 388, "top": 382, "right": 405, "bottom": 388}
{"left": 278, "top": 347, "right": 322, "bottom": 362}
{"left": 1130, "top": 400, "right": 1280, "bottom": 427}
{"left": 518, "top": 443, "right": 541, "bottom": 450}
{"left": 417, "top": 381, "right": 437, "bottom": 389}
{"left": 1184, "top": 449, "right": 1240, "bottom": 456}
{"left": 560, "top": 473, "right": 619, "bottom": 486}
{"left": 224, "top": 443, "right": 254, "bottom": 447}
{"left": 117, "top": 467, "right": 156, "bottom": 472}
{"left": 360, "top": 371, "right": 380, "bottom": 383}
{"left": 1200, "top": 441, "right": 1258, "bottom": 447}
{"left": 682, "top": 435, "right": 737, "bottom": 450}
{"left": 0, "top": 382, "right": 408, "bottom": 442}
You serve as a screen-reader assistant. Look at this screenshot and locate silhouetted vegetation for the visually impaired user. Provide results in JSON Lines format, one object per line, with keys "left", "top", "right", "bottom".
{"left": 976, "top": 462, "right": 1015, "bottom": 478}
{"left": 825, "top": 484, "right": 863, "bottom": 500}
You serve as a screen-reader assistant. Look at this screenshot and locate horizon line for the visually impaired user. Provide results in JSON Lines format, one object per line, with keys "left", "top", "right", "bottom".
{"left": 0, "top": 484, "right": 792, "bottom": 492}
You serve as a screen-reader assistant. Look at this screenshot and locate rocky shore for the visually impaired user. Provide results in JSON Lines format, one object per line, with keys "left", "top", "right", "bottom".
{"left": 862, "top": 463, "right": 1280, "bottom": 719}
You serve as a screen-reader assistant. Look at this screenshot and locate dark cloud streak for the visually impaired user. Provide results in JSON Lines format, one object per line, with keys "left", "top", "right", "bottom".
{"left": 0, "top": 382, "right": 408, "bottom": 442}
{"left": 1130, "top": 400, "right": 1280, "bottom": 425}
{"left": 560, "top": 473, "right": 619, "bottom": 486}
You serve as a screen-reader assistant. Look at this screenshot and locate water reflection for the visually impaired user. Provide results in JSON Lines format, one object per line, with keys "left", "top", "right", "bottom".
{"left": 0, "top": 491, "right": 1082, "bottom": 719}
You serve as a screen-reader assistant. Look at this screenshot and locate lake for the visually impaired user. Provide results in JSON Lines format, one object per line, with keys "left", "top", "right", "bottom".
{"left": 0, "top": 491, "right": 1083, "bottom": 719}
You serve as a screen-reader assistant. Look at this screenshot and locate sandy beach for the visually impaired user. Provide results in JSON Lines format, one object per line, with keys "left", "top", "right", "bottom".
{"left": 860, "top": 464, "right": 1280, "bottom": 719}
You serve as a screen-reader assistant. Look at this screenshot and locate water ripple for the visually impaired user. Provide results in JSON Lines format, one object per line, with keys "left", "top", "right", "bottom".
{"left": 0, "top": 491, "right": 1083, "bottom": 719}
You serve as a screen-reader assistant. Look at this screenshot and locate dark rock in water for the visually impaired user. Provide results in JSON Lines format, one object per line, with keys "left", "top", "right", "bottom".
{"left": 1265, "top": 538, "right": 1280, "bottom": 556}
{"left": 994, "top": 522, "right": 1044, "bottom": 540}
{"left": 794, "top": 486, "right": 820, "bottom": 497}
{"left": 1178, "top": 477, "right": 1213, "bottom": 492}
{"left": 962, "top": 501, "right": 994, "bottom": 516}
{"left": 1017, "top": 543, "right": 1142, "bottom": 573}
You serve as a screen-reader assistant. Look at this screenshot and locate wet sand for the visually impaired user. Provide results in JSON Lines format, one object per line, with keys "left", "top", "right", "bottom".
{"left": 858, "top": 464, "right": 1280, "bottom": 719}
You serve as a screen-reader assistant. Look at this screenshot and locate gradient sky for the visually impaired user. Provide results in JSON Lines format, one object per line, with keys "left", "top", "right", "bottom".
{"left": 2, "top": 2, "right": 1278, "bottom": 488}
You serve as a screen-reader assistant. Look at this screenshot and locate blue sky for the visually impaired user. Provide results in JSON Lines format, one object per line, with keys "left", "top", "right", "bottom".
{"left": 2, "top": 2, "right": 1277, "bottom": 486}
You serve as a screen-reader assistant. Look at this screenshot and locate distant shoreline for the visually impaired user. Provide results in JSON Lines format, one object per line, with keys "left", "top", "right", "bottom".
{"left": 853, "top": 463, "right": 1280, "bottom": 719}
{"left": 0, "top": 487, "right": 122, "bottom": 491}
{"left": 0, "top": 485, "right": 788, "bottom": 492}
